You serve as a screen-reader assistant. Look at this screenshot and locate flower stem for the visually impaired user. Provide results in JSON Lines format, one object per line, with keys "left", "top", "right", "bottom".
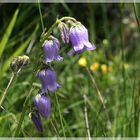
{"left": 40, "top": 16, "right": 77, "bottom": 44}
{"left": 0, "top": 73, "right": 17, "bottom": 109}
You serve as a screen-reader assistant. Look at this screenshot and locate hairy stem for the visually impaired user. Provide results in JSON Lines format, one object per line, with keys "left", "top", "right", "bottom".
{"left": 0, "top": 73, "right": 16, "bottom": 109}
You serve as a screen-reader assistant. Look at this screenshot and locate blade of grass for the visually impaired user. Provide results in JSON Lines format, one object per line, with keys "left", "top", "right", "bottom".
{"left": 0, "top": 8, "right": 19, "bottom": 58}
{"left": 0, "top": 24, "right": 39, "bottom": 79}
{"left": 133, "top": 2, "right": 140, "bottom": 33}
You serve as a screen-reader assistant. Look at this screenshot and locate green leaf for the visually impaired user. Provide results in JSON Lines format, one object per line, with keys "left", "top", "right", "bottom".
{"left": 0, "top": 8, "right": 19, "bottom": 58}
{"left": 0, "top": 25, "right": 39, "bottom": 79}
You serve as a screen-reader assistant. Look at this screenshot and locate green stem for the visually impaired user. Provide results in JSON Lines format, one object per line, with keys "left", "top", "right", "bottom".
{"left": 0, "top": 73, "right": 16, "bottom": 109}
{"left": 38, "top": 0, "right": 45, "bottom": 32}
{"left": 133, "top": 2, "right": 140, "bottom": 33}
{"left": 14, "top": 88, "right": 34, "bottom": 136}
{"left": 83, "top": 94, "right": 91, "bottom": 140}
{"left": 86, "top": 66, "right": 112, "bottom": 135}
{"left": 40, "top": 16, "right": 77, "bottom": 44}
{"left": 54, "top": 93, "right": 66, "bottom": 137}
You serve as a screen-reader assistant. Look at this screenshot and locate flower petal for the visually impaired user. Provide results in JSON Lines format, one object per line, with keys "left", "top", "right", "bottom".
{"left": 34, "top": 94, "right": 51, "bottom": 118}
{"left": 84, "top": 41, "right": 96, "bottom": 51}
{"left": 38, "top": 70, "right": 47, "bottom": 94}
{"left": 43, "top": 40, "right": 54, "bottom": 63}
{"left": 31, "top": 112, "right": 44, "bottom": 132}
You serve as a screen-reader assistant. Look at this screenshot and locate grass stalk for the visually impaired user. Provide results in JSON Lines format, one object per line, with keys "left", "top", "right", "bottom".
{"left": 85, "top": 66, "right": 112, "bottom": 135}
{"left": 0, "top": 72, "right": 18, "bottom": 109}
{"left": 38, "top": 0, "right": 45, "bottom": 32}
{"left": 133, "top": 2, "right": 140, "bottom": 33}
{"left": 83, "top": 94, "right": 91, "bottom": 140}
{"left": 14, "top": 88, "right": 34, "bottom": 136}
{"left": 54, "top": 93, "right": 66, "bottom": 137}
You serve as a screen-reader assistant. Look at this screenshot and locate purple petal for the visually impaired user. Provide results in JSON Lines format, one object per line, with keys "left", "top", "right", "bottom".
{"left": 31, "top": 112, "right": 44, "bottom": 132}
{"left": 45, "top": 69, "right": 60, "bottom": 92}
{"left": 38, "top": 70, "right": 47, "bottom": 94}
{"left": 43, "top": 40, "right": 54, "bottom": 63}
{"left": 34, "top": 94, "right": 51, "bottom": 118}
{"left": 73, "top": 44, "right": 84, "bottom": 53}
{"left": 53, "top": 38, "right": 63, "bottom": 61}
{"left": 80, "top": 25, "right": 89, "bottom": 41}
{"left": 84, "top": 41, "right": 96, "bottom": 51}
{"left": 70, "top": 27, "right": 81, "bottom": 47}
{"left": 56, "top": 55, "right": 63, "bottom": 61}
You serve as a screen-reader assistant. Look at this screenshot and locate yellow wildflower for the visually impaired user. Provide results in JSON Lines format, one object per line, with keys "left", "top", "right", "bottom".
{"left": 90, "top": 62, "right": 99, "bottom": 72}
{"left": 78, "top": 57, "right": 87, "bottom": 67}
{"left": 124, "top": 63, "right": 130, "bottom": 70}
{"left": 101, "top": 64, "right": 107, "bottom": 74}
{"left": 108, "top": 65, "right": 113, "bottom": 72}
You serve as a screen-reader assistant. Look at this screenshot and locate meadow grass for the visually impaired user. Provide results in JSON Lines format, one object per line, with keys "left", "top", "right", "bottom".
{"left": 0, "top": 3, "right": 140, "bottom": 137}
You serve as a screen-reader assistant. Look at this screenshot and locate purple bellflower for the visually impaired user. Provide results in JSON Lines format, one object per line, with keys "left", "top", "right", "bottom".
{"left": 34, "top": 94, "right": 51, "bottom": 118}
{"left": 38, "top": 69, "right": 60, "bottom": 93}
{"left": 69, "top": 24, "right": 96, "bottom": 54}
{"left": 30, "top": 111, "right": 44, "bottom": 132}
{"left": 43, "top": 37, "right": 63, "bottom": 63}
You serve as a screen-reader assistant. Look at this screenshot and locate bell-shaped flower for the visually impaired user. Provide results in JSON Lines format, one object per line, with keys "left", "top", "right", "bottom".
{"left": 43, "top": 37, "right": 63, "bottom": 63}
{"left": 34, "top": 94, "right": 51, "bottom": 118}
{"left": 69, "top": 24, "right": 96, "bottom": 54}
{"left": 38, "top": 69, "right": 60, "bottom": 93}
{"left": 30, "top": 111, "right": 44, "bottom": 132}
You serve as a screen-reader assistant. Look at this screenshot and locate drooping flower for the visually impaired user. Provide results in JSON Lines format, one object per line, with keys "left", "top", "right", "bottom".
{"left": 34, "top": 94, "right": 51, "bottom": 118}
{"left": 58, "top": 22, "right": 69, "bottom": 44}
{"left": 43, "top": 37, "right": 63, "bottom": 63}
{"left": 30, "top": 111, "right": 44, "bottom": 132}
{"left": 38, "top": 69, "right": 60, "bottom": 93}
{"left": 69, "top": 24, "right": 96, "bottom": 54}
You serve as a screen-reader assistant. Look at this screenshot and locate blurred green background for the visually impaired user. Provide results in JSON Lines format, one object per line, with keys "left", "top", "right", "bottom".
{"left": 0, "top": 3, "right": 140, "bottom": 137}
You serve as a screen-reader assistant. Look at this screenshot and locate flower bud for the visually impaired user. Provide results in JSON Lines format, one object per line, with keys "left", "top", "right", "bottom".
{"left": 58, "top": 22, "right": 69, "bottom": 44}
{"left": 34, "top": 94, "right": 51, "bottom": 118}
{"left": 10, "top": 55, "right": 29, "bottom": 73}
{"left": 29, "top": 111, "right": 44, "bottom": 132}
{"left": 43, "top": 37, "right": 63, "bottom": 63}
